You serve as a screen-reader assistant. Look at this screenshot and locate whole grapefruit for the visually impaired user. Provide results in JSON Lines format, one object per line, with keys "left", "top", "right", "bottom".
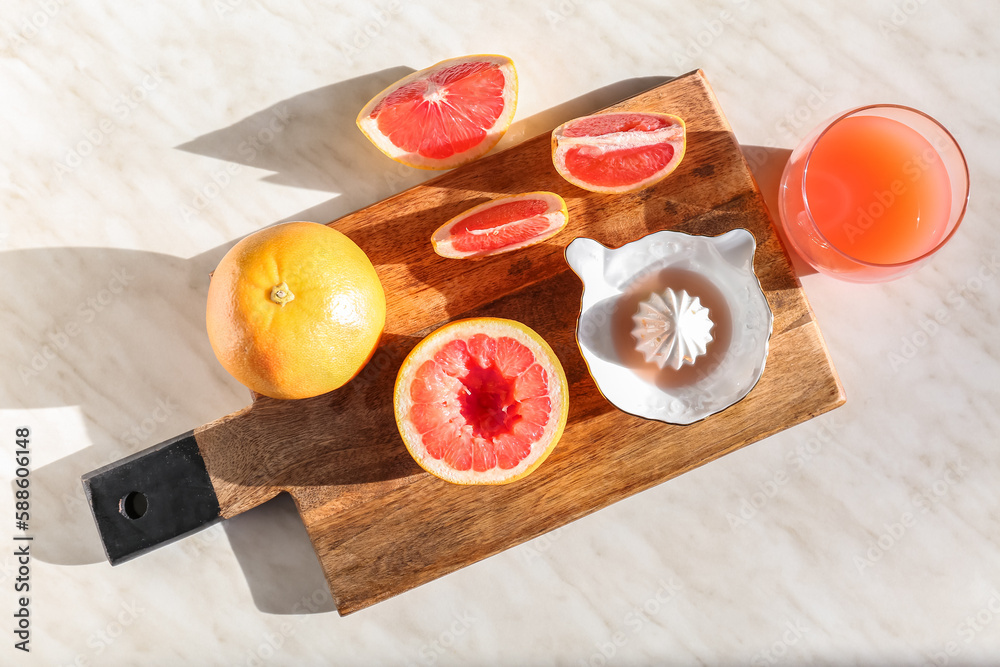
{"left": 206, "top": 221, "right": 386, "bottom": 400}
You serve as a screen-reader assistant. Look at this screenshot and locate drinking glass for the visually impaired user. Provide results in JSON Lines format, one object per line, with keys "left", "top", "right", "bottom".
{"left": 778, "top": 105, "right": 969, "bottom": 282}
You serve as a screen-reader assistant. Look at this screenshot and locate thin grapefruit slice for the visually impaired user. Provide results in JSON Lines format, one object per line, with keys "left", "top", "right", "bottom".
{"left": 394, "top": 318, "right": 569, "bottom": 485}
{"left": 551, "top": 111, "right": 686, "bottom": 194}
{"left": 431, "top": 192, "right": 568, "bottom": 259}
{"left": 357, "top": 54, "right": 518, "bottom": 170}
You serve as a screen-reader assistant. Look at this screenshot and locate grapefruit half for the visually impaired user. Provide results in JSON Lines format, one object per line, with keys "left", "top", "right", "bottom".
{"left": 394, "top": 318, "right": 569, "bottom": 485}
{"left": 551, "top": 111, "right": 686, "bottom": 194}
{"left": 357, "top": 54, "right": 518, "bottom": 170}
{"left": 431, "top": 192, "right": 568, "bottom": 259}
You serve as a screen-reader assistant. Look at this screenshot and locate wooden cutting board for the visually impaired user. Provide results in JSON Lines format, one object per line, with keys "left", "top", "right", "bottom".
{"left": 83, "top": 69, "right": 844, "bottom": 615}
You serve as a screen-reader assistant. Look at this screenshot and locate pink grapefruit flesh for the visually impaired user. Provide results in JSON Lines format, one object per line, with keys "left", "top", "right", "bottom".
{"left": 551, "top": 111, "right": 686, "bottom": 194}
{"left": 394, "top": 318, "right": 569, "bottom": 485}
{"left": 431, "top": 192, "right": 568, "bottom": 259}
{"left": 357, "top": 55, "right": 518, "bottom": 170}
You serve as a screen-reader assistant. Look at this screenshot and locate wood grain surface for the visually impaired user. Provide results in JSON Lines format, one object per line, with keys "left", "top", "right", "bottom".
{"left": 192, "top": 70, "right": 845, "bottom": 615}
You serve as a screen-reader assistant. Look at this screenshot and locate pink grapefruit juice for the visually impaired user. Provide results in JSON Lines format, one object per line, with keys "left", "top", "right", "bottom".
{"left": 800, "top": 115, "right": 952, "bottom": 265}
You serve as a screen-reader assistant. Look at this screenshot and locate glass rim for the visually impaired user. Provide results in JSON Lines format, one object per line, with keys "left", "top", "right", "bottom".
{"left": 799, "top": 103, "right": 970, "bottom": 269}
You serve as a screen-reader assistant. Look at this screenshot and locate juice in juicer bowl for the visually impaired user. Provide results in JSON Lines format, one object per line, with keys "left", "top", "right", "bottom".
{"left": 564, "top": 229, "right": 773, "bottom": 425}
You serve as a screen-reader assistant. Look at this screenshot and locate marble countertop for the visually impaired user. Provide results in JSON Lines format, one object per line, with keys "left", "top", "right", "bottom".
{"left": 3, "top": 0, "right": 999, "bottom": 664}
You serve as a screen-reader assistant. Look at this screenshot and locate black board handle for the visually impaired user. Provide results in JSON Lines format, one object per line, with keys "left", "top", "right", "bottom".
{"left": 81, "top": 431, "right": 221, "bottom": 565}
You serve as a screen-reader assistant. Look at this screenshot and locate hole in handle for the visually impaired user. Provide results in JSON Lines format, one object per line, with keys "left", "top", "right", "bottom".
{"left": 119, "top": 491, "right": 148, "bottom": 520}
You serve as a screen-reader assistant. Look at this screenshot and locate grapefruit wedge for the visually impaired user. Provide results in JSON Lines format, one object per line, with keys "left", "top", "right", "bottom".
{"left": 431, "top": 192, "right": 568, "bottom": 259}
{"left": 357, "top": 54, "right": 518, "bottom": 170}
{"left": 551, "top": 111, "right": 686, "bottom": 194}
{"left": 394, "top": 318, "right": 569, "bottom": 485}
